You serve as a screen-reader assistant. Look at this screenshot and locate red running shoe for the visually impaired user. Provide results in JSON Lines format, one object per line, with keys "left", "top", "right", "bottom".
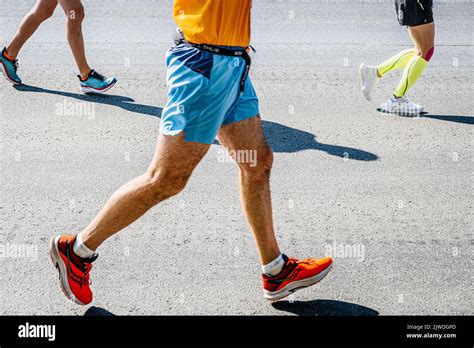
{"left": 49, "top": 235, "right": 97, "bottom": 305}
{"left": 262, "top": 255, "right": 333, "bottom": 301}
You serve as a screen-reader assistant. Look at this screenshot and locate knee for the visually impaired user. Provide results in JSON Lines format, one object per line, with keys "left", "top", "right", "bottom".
{"left": 417, "top": 46, "right": 435, "bottom": 62}
{"left": 146, "top": 169, "right": 190, "bottom": 203}
{"left": 32, "top": 5, "right": 56, "bottom": 21}
{"left": 66, "top": 5, "right": 85, "bottom": 24}
{"left": 239, "top": 147, "right": 274, "bottom": 181}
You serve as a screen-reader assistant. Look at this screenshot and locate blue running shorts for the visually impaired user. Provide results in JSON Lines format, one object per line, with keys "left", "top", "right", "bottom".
{"left": 159, "top": 43, "right": 260, "bottom": 144}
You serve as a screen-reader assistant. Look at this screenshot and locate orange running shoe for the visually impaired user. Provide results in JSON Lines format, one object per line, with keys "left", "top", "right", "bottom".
{"left": 49, "top": 235, "right": 97, "bottom": 305}
{"left": 262, "top": 255, "right": 333, "bottom": 301}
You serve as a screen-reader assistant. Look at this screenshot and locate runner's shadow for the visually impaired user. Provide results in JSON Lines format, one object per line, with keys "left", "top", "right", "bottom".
{"left": 84, "top": 306, "right": 116, "bottom": 316}
{"left": 262, "top": 121, "right": 378, "bottom": 160}
{"left": 14, "top": 84, "right": 163, "bottom": 118}
{"left": 272, "top": 299, "right": 379, "bottom": 316}
{"left": 421, "top": 114, "right": 474, "bottom": 125}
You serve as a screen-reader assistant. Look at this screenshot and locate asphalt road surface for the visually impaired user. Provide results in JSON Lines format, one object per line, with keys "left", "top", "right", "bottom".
{"left": 0, "top": 0, "right": 472, "bottom": 315}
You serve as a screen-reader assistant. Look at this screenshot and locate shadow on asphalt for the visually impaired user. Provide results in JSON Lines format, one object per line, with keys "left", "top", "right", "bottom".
{"left": 14, "top": 84, "right": 163, "bottom": 118}
{"left": 262, "top": 120, "right": 378, "bottom": 160}
{"left": 421, "top": 114, "right": 474, "bottom": 125}
{"left": 272, "top": 299, "right": 379, "bottom": 316}
{"left": 14, "top": 84, "right": 378, "bottom": 160}
{"left": 84, "top": 306, "right": 116, "bottom": 316}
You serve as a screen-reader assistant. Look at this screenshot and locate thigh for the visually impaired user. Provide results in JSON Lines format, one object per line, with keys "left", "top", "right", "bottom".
{"left": 217, "top": 115, "right": 272, "bottom": 170}
{"left": 409, "top": 21, "right": 435, "bottom": 50}
{"left": 35, "top": 0, "right": 58, "bottom": 11}
{"left": 57, "top": 0, "right": 83, "bottom": 14}
{"left": 147, "top": 132, "right": 210, "bottom": 180}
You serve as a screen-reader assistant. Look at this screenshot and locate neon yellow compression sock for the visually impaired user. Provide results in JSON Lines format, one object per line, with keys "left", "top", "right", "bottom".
{"left": 377, "top": 49, "right": 416, "bottom": 77}
{"left": 394, "top": 54, "right": 428, "bottom": 98}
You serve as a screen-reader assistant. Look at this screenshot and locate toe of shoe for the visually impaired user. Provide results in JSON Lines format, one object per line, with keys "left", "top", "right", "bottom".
{"left": 73, "top": 288, "right": 93, "bottom": 305}
{"left": 106, "top": 77, "right": 117, "bottom": 84}
{"left": 320, "top": 256, "right": 333, "bottom": 268}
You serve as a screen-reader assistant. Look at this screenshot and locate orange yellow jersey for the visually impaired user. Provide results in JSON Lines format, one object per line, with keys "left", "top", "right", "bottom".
{"left": 173, "top": 0, "right": 252, "bottom": 47}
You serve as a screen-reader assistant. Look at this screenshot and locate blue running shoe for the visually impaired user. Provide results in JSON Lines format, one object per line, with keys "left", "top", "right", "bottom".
{"left": 0, "top": 47, "right": 22, "bottom": 85}
{"left": 79, "top": 69, "right": 117, "bottom": 94}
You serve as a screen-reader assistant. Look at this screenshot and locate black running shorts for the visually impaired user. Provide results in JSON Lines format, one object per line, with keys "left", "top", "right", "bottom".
{"left": 395, "top": 0, "right": 434, "bottom": 27}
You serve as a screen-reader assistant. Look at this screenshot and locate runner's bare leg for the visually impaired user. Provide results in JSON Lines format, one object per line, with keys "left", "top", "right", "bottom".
{"left": 57, "top": 0, "right": 92, "bottom": 78}
{"left": 80, "top": 133, "right": 210, "bottom": 250}
{"left": 6, "top": 0, "right": 58, "bottom": 59}
{"left": 408, "top": 22, "right": 435, "bottom": 59}
{"left": 218, "top": 115, "right": 281, "bottom": 265}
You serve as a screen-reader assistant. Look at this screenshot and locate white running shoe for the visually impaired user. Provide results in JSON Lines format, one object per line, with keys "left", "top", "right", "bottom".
{"left": 379, "top": 95, "right": 424, "bottom": 116}
{"left": 359, "top": 63, "right": 379, "bottom": 101}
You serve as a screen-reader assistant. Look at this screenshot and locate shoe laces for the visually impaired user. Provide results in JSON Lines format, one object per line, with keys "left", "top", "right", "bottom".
{"left": 66, "top": 241, "right": 93, "bottom": 287}
{"left": 83, "top": 264, "right": 93, "bottom": 286}
{"left": 400, "top": 96, "right": 421, "bottom": 109}
{"left": 400, "top": 95, "right": 410, "bottom": 103}
{"left": 287, "top": 257, "right": 312, "bottom": 266}
{"left": 90, "top": 70, "right": 107, "bottom": 82}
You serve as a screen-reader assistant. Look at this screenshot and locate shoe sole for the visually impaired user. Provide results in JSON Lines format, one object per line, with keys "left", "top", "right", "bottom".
{"left": 0, "top": 60, "right": 21, "bottom": 85}
{"left": 80, "top": 80, "right": 117, "bottom": 94}
{"left": 377, "top": 107, "right": 426, "bottom": 117}
{"left": 263, "top": 263, "right": 333, "bottom": 302}
{"left": 49, "top": 236, "right": 87, "bottom": 306}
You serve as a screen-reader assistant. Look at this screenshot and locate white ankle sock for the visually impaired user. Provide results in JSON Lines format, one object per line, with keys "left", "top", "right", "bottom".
{"left": 262, "top": 253, "right": 285, "bottom": 276}
{"left": 73, "top": 233, "right": 97, "bottom": 259}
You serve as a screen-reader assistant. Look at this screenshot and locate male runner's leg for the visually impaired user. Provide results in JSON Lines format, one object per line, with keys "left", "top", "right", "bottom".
{"left": 218, "top": 116, "right": 279, "bottom": 265}
{"left": 50, "top": 42, "right": 216, "bottom": 305}
{"left": 393, "top": 21, "right": 435, "bottom": 98}
{"left": 50, "top": 133, "right": 210, "bottom": 305}
{"left": 80, "top": 134, "right": 210, "bottom": 250}
{"left": 218, "top": 115, "right": 333, "bottom": 301}
{"left": 1, "top": 0, "right": 58, "bottom": 84}
{"left": 57, "top": 0, "right": 116, "bottom": 93}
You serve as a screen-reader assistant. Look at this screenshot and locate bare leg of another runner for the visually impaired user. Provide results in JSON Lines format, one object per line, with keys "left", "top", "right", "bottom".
{"left": 57, "top": 0, "right": 92, "bottom": 78}
{"left": 408, "top": 22, "right": 435, "bottom": 60}
{"left": 6, "top": 0, "right": 58, "bottom": 59}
